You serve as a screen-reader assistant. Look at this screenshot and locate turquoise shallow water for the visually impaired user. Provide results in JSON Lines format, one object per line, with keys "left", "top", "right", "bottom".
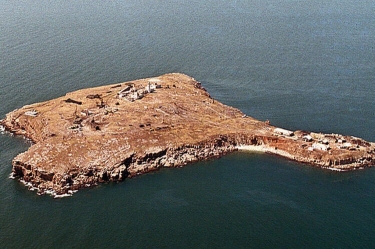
{"left": 1, "top": 0, "right": 375, "bottom": 248}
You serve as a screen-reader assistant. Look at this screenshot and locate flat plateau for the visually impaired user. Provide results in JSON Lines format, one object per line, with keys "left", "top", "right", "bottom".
{"left": 2, "top": 73, "right": 375, "bottom": 197}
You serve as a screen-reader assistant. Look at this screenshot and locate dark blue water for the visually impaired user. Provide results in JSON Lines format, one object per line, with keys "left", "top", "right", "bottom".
{"left": 1, "top": 0, "right": 375, "bottom": 248}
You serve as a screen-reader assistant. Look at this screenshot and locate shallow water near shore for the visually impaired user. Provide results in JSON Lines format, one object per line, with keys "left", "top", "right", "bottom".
{"left": 1, "top": 0, "right": 375, "bottom": 248}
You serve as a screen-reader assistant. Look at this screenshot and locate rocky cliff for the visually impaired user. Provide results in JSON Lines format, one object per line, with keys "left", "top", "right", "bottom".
{"left": 2, "top": 73, "right": 375, "bottom": 197}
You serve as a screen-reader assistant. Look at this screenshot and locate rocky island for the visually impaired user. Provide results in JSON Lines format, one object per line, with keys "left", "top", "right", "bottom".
{"left": 2, "top": 73, "right": 375, "bottom": 197}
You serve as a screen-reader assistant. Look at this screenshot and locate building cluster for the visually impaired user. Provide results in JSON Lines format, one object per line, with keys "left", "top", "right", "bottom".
{"left": 118, "top": 82, "right": 161, "bottom": 102}
{"left": 307, "top": 133, "right": 365, "bottom": 152}
{"left": 24, "top": 110, "right": 38, "bottom": 117}
{"left": 273, "top": 127, "right": 363, "bottom": 152}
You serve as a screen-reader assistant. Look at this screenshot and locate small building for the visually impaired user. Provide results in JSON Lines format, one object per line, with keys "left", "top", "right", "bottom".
{"left": 321, "top": 139, "right": 329, "bottom": 145}
{"left": 132, "top": 91, "right": 139, "bottom": 101}
{"left": 312, "top": 142, "right": 330, "bottom": 151}
{"left": 337, "top": 138, "right": 346, "bottom": 144}
{"left": 274, "top": 128, "right": 294, "bottom": 136}
{"left": 24, "top": 110, "right": 38, "bottom": 117}
{"left": 145, "top": 82, "right": 154, "bottom": 93}
{"left": 302, "top": 135, "right": 313, "bottom": 142}
{"left": 340, "top": 142, "right": 352, "bottom": 149}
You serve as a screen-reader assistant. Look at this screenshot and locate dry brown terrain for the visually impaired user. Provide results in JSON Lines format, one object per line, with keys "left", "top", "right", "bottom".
{"left": 2, "top": 73, "right": 375, "bottom": 197}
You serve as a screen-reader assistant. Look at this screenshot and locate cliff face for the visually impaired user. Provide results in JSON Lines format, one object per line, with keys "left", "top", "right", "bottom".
{"left": 2, "top": 73, "right": 375, "bottom": 197}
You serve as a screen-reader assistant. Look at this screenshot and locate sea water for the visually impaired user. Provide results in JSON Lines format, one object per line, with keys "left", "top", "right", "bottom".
{"left": 1, "top": 0, "right": 375, "bottom": 248}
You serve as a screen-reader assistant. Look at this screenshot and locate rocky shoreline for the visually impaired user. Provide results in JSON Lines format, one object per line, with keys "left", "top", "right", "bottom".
{"left": 2, "top": 73, "right": 375, "bottom": 197}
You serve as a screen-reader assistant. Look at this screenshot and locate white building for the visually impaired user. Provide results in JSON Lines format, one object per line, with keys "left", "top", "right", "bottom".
{"left": 312, "top": 142, "right": 330, "bottom": 151}
{"left": 274, "top": 128, "right": 294, "bottom": 136}
{"left": 303, "top": 135, "right": 313, "bottom": 142}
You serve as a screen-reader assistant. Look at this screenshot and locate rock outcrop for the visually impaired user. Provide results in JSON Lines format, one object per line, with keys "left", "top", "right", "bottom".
{"left": 2, "top": 73, "right": 375, "bottom": 197}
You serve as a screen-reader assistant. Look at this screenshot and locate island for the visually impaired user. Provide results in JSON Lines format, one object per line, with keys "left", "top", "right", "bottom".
{"left": 2, "top": 73, "right": 375, "bottom": 197}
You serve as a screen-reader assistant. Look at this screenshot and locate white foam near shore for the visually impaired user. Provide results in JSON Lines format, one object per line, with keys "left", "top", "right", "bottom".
{"left": 54, "top": 193, "right": 72, "bottom": 199}
{"left": 326, "top": 167, "right": 346, "bottom": 172}
{"left": 18, "top": 177, "right": 74, "bottom": 198}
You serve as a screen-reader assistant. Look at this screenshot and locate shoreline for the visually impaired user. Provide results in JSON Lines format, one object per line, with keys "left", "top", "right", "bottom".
{"left": 236, "top": 144, "right": 296, "bottom": 161}
{"left": 236, "top": 144, "right": 353, "bottom": 172}
{"left": 2, "top": 73, "right": 375, "bottom": 197}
